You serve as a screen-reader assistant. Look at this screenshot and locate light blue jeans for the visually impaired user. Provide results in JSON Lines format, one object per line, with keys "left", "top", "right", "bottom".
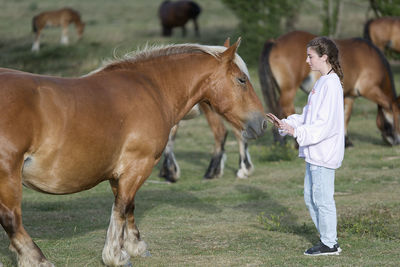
{"left": 304, "top": 163, "right": 337, "bottom": 248}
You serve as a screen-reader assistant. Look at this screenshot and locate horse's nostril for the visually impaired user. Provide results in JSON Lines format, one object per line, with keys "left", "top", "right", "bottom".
{"left": 262, "top": 119, "right": 268, "bottom": 130}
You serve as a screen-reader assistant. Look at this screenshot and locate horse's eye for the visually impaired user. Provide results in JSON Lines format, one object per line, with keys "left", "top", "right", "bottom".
{"left": 237, "top": 77, "right": 246, "bottom": 84}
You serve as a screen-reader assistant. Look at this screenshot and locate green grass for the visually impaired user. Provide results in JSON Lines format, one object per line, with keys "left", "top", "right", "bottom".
{"left": 1, "top": 0, "right": 400, "bottom": 266}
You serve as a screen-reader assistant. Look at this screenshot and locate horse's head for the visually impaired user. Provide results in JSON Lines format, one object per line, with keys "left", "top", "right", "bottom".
{"left": 205, "top": 38, "right": 267, "bottom": 139}
{"left": 376, "top": 103, "right": 400, "bottom": 145}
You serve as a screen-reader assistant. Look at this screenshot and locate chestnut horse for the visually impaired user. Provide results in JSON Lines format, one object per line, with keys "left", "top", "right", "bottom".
{"left": 159, "top": 102, "right": 254, "bottom": 182}
{"left": 259, "top": 30, "right": 400, "bottom": 146}
{"left": 0, "top": 39, "right": 266, "bottom": 266}
{"left": 364, "top": 17, "right": 400, "bottom": 53}
{"left": 32, "top": 7, "right": 85, "bottom": 52}
{"left": 158, "top": 0, "right": 201, "bottom": 37}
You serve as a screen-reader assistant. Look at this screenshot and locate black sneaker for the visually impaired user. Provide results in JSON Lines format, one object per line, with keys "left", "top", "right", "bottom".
{"left": 304, "top": 242, "right": 341, "bottom": 256}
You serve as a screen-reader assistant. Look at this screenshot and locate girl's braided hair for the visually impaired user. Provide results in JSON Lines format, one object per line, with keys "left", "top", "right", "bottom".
{"left": 307, "top": 37, "right": 344, "bottom": 84}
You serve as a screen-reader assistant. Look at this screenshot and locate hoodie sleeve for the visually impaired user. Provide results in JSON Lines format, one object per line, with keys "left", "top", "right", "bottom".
{"left": 294, "top": 79, "right": 342, "bottom": 146}
{"left": 277, "top": 106, "right": 307, "bottom": 136}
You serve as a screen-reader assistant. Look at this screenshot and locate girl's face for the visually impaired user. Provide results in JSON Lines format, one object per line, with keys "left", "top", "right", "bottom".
{"left": 306, "top": 47, "right": 328, "bottom": 73}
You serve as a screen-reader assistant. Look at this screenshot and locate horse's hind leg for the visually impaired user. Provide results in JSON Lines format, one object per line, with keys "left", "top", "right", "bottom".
{"left": 159, "top": 124, "right": 180, "bottom": 182}
{"left": 0, "top": 167, "right": 53, "bottom": 266}
{"left": 232, "top": 128, "right": 254, "bottom": 179}
{"left": 361, "top": 85, "right": 400, "bottom": 145}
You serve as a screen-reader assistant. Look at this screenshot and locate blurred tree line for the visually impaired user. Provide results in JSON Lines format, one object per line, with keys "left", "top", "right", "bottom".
{"left": 221, "top": 0, "right": 400, "bottom": 66}
{"left": 221, "top": 0, "right": 301, "bottom": 65}
{"left": 370, "top": 0, "right": 400, "bottom": 17}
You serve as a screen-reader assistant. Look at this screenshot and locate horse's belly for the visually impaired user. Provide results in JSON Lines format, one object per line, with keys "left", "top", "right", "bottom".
{"left": 22, "top": 156, "right": 105, "bottom": 194}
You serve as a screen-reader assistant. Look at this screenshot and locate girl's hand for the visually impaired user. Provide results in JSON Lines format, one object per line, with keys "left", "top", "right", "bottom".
{"left": 266, "top": 113, "right": 295, "bottom": 136}
{"left": 266, "top": 113, "right": 281, "bottom": 128}
{"left": 279, "top": 121, "right": 295, "bottom": 136}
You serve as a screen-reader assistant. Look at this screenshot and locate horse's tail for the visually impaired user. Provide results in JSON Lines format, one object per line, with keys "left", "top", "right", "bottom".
{"left": 258, "top": 39, "right": 282, "bottom": 116}
{"left": 363, "top": 19, "right": 373, "bottom": 41}
{"left": 32, "top": 16, "right": 38, "bottom": 33}
{"left": 189, "top": 1, "right": 201, "bottom": 18}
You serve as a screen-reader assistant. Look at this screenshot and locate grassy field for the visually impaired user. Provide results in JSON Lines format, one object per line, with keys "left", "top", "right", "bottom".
{"left": 0, "top": 0, "right": 399, "bottom": 266}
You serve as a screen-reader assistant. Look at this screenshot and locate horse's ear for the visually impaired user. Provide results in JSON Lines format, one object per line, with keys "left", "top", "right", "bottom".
{"left": 221, "top": 37, "right": 241, "bottom": 61}
{"left": 223, "top": 38, "right": 230, "bottom": 48}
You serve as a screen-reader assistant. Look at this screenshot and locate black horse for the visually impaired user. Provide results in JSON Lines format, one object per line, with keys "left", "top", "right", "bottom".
{"left": 158, "top": 0, "right": 201, "bottom": 37}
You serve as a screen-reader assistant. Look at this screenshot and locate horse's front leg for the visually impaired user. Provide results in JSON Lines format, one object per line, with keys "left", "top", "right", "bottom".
{"left": 31, "top": 31, "right": 41, "bottom": 52}
{"left": 60, "top": 23, "right": 69, "bottom": 45}
{"left": 344, "top": 96, "right": 355, "bottom": 147}
{"left": 0, "top": 157, "right": 54, "bottom": 267}
{"left": 201, "top": 102, "right": 227, "bottom": 179}
{"left": 102, "top": 161, "right": 152, "bottom": 266}
{"left": 193, "top": 19, "right": 200, "bottom": 36}
{"left": 181, "top": 25, "right": 187, "bottom": 37}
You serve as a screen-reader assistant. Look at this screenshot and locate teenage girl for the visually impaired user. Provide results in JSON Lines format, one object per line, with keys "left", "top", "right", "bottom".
{"left": 267, "top": 36, "right": 345, "bottom": 256}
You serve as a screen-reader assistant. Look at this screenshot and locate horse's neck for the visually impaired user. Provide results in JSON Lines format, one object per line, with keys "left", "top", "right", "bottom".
{"left": 120, "top": 54, "right": 214, "bottom": 126}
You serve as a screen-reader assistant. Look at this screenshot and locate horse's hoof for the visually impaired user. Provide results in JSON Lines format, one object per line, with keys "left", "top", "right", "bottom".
{"left": 159, "top": 173, "right": 178, "bottom": 183}
{"left": 345, "top": 138, "right": 354, "bottom": 147}
{"left": 236, "top": 169, "right": 249, "bottom": 179}
{"left": 159, "top": 167, "right": 178, "bottom": 183}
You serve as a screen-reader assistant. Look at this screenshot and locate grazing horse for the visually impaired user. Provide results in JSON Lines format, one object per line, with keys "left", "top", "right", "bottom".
{"left": 0, "top": 38, "right": 266, "bottom": 266}
{"left": 158, "top": 0, "right": 201, "bottom": 37}
{"left": 159, "top": 101, "right": 254, "bottom": 182}
{"left": 32, "top": 7, "right": 85, "bottom": 52}
{"left": 259, "top": 30, "right": 400, "bottom": 146}
{"left": 364, "top": 17, "right": 400, "bottom": 53}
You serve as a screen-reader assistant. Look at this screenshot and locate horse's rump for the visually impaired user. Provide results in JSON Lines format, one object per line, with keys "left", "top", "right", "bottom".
{"left": 340, "top": 37, "right": 396, "bottom": 98}
{"left": 363, "top": 18, "right": 373, "bottom": 41}
{"left": 363, "top": 17, "right": 400, "bottom": 52}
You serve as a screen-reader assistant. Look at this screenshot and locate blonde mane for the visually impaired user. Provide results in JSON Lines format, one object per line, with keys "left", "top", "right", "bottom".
{"left": 87, "top": 43, "right": 250, "bottom": 78}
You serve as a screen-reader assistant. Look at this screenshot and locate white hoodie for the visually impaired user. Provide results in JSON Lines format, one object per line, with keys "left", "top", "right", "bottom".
{"left": 281, "top": 73, "right": 345, "bottom": 169}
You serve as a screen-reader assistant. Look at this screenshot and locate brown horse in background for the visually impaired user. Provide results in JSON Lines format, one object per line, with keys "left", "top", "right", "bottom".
{"left": 0, "top": 39, "right": 266, "bottom": 266}
{"left": 158, "top": 0, "right": 201, "bottom": 37}
{"left": 32, "top": 7, "right": 85, "bottom": 52}
{"left": 259, "top": 30, "right": 400, "bottom": 146}
{"left": 364, "top": 17, "right": 400, "bottom": 53}
{"left": 159, "top": 101, "right": 254, "bottom": 182}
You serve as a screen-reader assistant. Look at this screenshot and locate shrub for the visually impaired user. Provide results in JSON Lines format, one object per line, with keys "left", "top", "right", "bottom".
{"left": 221, "top": 0, "right": 301, "bottom": 66}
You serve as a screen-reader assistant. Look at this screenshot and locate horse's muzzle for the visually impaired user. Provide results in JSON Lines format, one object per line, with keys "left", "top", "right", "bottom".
{"left": 242, "top": 112, "right": 267, "bottom": 139}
